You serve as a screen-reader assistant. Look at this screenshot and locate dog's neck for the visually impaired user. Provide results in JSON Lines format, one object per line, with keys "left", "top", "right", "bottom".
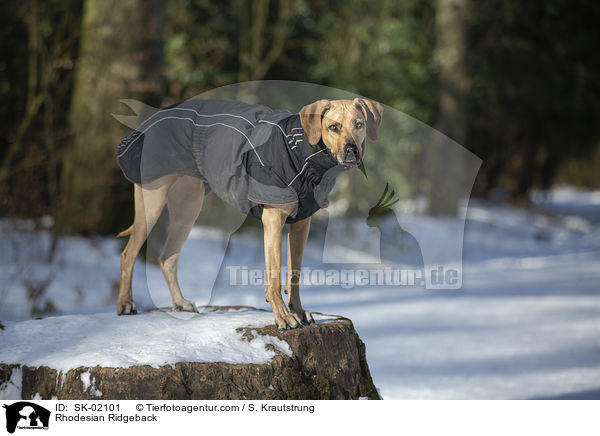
{"left": 281, "top": 113, "right": 343, "bottom": 187}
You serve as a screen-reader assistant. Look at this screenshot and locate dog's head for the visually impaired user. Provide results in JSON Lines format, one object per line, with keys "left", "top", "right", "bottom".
{"left": 300, "top": 98, "right": 383, "bottom": 167}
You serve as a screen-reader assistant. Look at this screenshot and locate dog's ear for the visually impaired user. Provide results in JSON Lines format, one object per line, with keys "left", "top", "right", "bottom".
{"left": 354, "top": 98, "right": 383, "bottom": 141}
{"left": 300, "top": 99, "right": 331, "bottom": 145}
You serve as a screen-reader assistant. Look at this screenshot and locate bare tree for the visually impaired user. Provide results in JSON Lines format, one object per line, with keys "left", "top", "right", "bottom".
{"left": 0, "top": 0, "right": 78, "bottom": 184}
{"left": 237, "top": 0, "right": 299, "bottom": 83}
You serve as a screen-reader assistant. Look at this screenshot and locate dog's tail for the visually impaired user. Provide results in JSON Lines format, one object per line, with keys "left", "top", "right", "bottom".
{"left": 116, "top": 224, "right": 133, "bottom": 238}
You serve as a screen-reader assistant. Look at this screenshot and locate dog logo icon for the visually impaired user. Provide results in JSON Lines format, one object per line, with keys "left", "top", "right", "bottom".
{"left": 2, "top": 402, "right": 50, "bottom": 433}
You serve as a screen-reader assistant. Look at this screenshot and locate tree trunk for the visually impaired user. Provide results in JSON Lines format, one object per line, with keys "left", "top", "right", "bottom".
{"left": 59, "top": 0, "right": 164, "bottom": 234}
{"left": 428, "top": 0, "right": 470, "bottom": 215}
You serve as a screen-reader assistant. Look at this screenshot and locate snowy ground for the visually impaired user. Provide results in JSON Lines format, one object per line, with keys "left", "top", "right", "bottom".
{"left": 1, "top": 186, "right": 599, "bottom": 399}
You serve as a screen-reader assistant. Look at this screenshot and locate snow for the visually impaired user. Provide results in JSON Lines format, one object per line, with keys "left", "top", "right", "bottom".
{"left": 0, "top": 186, "right": 599, "bottom": 399}
{"left": 80, "top": 371, "right": 102, "bottom": 397}
{"left": 0, "top": 308, "right": 308, "bottom": 371}
{"left": 0, "top": 367, "right": 22, "bottom": 400}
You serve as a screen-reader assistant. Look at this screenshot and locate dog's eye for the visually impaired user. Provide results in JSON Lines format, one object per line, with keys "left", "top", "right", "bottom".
{"left": 328, "top": 124, "right": 338, "bottom": 132}
{"left": 355, "top": 122, "right": 364, "bottom": 129}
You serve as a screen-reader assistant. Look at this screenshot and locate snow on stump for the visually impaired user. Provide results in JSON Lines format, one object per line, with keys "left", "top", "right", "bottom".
{"left": 0, "top": 307, "right": 379, "bottom": 400}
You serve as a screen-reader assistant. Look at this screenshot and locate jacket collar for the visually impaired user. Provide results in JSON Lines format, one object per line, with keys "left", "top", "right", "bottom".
{"left": 282, "top": 114, "right": 342, "bottom": 186}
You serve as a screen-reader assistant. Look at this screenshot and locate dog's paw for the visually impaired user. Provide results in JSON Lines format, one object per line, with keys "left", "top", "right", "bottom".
{"left": 274, "top": 312, "right": 303, "bottom": 330}
{"left": 301, "top": 310, "right": 315, "bottom": 325}
{"left": 288, "top": 302, "right": 314, "bottom": 325}
{"left": 117, "top": 300, "right": 137, "bottom": 315}
{"left": 173, "top": 299, "right": 199, "bottom": 313}
{"left": 291, "top": 309, "right": 314, "bottom": 325}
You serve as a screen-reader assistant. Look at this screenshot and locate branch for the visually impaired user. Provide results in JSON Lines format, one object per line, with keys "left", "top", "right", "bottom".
{"left": 0, "top": 92, "right": 48, "bottom": 181}
{"left": 250, "top": 0, "right": 298, "bottom": 81}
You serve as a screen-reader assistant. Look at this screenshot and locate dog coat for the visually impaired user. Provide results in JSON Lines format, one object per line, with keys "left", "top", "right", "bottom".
{"left": 117, "top": 99, "right": 346, "bottom": 223}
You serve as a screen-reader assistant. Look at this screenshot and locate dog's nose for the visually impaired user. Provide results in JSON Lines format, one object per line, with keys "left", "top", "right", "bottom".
{"left": 343, "top": 143, "right": 360, "bottom": 164}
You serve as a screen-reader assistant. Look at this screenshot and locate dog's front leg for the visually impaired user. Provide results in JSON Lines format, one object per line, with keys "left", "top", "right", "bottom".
{"left": 286, "top": 217, "right": 314, "bottom": 324}
{"left": 262, "top": 205, "right": 303, "bottom": 329}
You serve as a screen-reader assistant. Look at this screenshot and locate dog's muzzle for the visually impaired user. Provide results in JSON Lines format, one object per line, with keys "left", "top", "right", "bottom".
{"left": 343, "top": 143, "right": 361, "bottom": 165}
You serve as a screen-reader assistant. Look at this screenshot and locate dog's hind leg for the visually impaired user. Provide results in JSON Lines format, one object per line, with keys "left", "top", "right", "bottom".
{"left": 118, "top": 175, "right": 177, "bottom": 315}
{"left": 159, "top": 175, "right": 205, "bottom": 312}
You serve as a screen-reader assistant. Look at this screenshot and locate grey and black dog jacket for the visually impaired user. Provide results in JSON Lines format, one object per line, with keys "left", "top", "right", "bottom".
{"left": 117, "top": 99, "right": 346, "bottom": 223}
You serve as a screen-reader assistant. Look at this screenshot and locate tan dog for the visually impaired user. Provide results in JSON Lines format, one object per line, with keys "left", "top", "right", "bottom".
{"left": 117, "top": 98, "right": 383, "bottom": 329}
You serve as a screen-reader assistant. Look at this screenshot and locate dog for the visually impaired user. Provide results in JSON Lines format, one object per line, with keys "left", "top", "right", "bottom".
{"left": 116, "top": 98, "right": 383, "bottom": 329}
